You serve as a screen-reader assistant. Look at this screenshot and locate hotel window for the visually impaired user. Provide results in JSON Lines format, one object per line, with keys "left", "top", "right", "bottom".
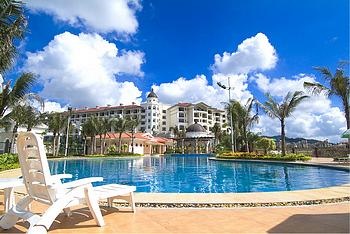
{"left": 162, "top": 121, "right": 166, "bottom": 125}
{"left": 162, "top": 110, "right": 166, "bottom": 113}
{"left": 110, "top": 111, "right": 114, "bottom": 115}
{"left": 148, "top": 106, "right": 151, "bottom": 109}
{"left": 153, "top": 106, "right": 156, "bottom": 109}
{"left": 153, "top": 113, "right": 156, "bottom": 116}
{"left": 162, "top": 127, "right": 166, "bottom": 131}
{"left": 153, "top": 119, "right": 156, "bottom": 122}
{"left": 194, "top": 113, "right": 199, "bottom": 117}
{"left": 148, "top": 113, "right": 151, "bottom": 116}
{"left": 179, "top": 107, "right": 184, "bottom": 111}
{"left": 162, "top": 116, "right": 166, "bottom": 119}
{"left": 179, "top": 119, "right": 185, "bottom": 123}
{"left": 179, "top": 125, "right": 185, "bottom": 130}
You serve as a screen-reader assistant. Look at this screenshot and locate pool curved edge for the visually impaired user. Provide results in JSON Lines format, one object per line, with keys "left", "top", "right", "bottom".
{"left": 209, "top": 157, "right": 350, "bottom": 171}
{"left": 1, "top": 168, "right": 349, "bottom": 208}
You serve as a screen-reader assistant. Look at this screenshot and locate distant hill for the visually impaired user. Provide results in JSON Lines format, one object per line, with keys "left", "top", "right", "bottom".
{"left": 264, "top": 135, "right": 325, "bottom": 145}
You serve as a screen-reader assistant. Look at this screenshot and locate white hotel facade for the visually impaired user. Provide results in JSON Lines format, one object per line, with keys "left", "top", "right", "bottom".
{"left": 70, "top": 89, "right": 227, "bottom": 136}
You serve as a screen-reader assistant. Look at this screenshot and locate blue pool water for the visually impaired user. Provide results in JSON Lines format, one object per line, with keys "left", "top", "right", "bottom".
{"left": 48, "top": 154, "right": 350, "bottom": 193}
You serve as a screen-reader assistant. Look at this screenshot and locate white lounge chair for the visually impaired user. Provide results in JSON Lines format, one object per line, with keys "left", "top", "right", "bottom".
{"left": 0, "top": 132, "right": 136, "bottom": 234}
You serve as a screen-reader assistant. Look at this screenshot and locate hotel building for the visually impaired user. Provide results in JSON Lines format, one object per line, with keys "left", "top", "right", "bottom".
{"left": 70, "top": 89, "right": 227, "bottom": 135}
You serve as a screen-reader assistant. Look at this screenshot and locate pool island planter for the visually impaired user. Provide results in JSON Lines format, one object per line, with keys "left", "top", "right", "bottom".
{"left": 210, "top": 157, "right": 350, "bottom": 171}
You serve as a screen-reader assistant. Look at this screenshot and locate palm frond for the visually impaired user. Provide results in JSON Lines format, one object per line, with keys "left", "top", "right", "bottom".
{"left": 303, "top": 81, "right": 330, "bottom": 96}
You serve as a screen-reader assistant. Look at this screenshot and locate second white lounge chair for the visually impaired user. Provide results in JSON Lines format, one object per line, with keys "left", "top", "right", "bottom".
{"left": 0, "top": 132, "right": 136, "bottom": 234}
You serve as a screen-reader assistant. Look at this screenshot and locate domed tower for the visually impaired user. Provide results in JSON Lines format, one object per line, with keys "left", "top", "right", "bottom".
{"left": 145, "top": 88, "right": 160, "bottom": 134}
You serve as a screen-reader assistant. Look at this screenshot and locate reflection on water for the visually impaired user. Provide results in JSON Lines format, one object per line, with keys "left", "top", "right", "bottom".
{"left": 49, "top": 155, "right": 350, "bottom": 193}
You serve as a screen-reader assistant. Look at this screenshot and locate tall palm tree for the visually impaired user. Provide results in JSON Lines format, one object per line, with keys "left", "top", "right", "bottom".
{"left": 111, "top": 117, "right": 128, "bottom": 153}
{"left": 0, "top": 73, "right": 36, "bottom": 118}
{"left": 304, "top": 64, "right": 350, "bottom": 130}
{"left": 127, "top": 117, "right": 140, "bottom": 154}
{"left": 225, "top": 98, "right": 259, "bottom": 152}
{"left": 210, "top": 123, "right": 222, "bottom": 146}
{"left": 44, "top": 112, "right": 68, "bottom": 156}
{"left": 241, "top": 98, "right": 259, "bottom": 152}
{"left": 95, "top": 118, "right": 111, "bottom": 154}
{"left": 81, "top": 116, "right": 98, "bottom": 154}
{"left": 0, "top": 0, "right": 27, "bottom": 73}
{"left": 259, "top": 91, "right": 309, "bottom": 156}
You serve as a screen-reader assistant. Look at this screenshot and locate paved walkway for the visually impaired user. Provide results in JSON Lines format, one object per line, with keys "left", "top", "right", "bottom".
{"left": 1, "top": 200, "right": 349, "bottom": 233}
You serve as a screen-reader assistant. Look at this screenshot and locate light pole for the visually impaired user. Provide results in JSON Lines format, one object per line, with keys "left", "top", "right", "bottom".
{"left": 217, "top": 77, "right": 235, "bottom": 153}
{"left": 64, "top": 106, "right": 72, "bottom": 157}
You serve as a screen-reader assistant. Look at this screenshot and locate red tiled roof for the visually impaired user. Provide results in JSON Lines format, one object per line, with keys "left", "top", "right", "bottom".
{"left": 72, "top": 104, "right": 142, "bottom": 113}
{"left": 176, "top": 102, "right": 192, "bottom": 107}
{"left": 96, "top": 132, "right": 173, "bottom": 144}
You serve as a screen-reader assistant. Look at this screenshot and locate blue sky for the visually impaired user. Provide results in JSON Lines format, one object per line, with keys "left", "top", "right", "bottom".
{"left": 5, "top": 0, "right": 349, "bottom": 141}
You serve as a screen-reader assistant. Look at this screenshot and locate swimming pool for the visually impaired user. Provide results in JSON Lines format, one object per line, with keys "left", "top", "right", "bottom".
{"left": 48, "top": 154, "right": 350, "bottom": 193}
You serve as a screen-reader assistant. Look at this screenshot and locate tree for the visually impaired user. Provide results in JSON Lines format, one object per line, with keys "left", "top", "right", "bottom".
{"left": 259, "top": 91, "right": 309, "bottom": 156}
{"left": 95, "top": 118, "right": 111, "bottom": 154}
{"left": 225, "top": 98, "right": 259, "bottom": 152}
{"left": 210, "top": 123, "right": 222, "bottom": 146}
{"left": 0, "top": 0, "right": 27, "bottom": 73}
{"left": 304, "top": 64, "right": 350, "bottom": 130}
{"left": 44, "top": 112, "right": 67, "bottom": 156}
{"left": 126, "top": 117, "right": 139, "bottom": 154}
{"left": 111, "top": 116, "right": 128, "bottom": 153}
{"left": 81, "top": 116, "right": 98, "bottom": 154}
{"left": 256, "top": 137, "right": 276, "bottom": 155}
{"left": 0, "top": 73, "right": 36, "bottom": 118}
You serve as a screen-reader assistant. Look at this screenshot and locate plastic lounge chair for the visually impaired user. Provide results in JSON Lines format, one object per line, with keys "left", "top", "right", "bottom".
{"left": 0, "top": 132, "right": 136, "bottom": 234}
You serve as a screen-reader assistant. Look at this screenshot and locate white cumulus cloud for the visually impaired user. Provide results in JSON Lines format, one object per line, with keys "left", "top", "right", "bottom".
{"left": 152, "top": 74, "right": 253, "bottom": 108}
{"left": 213, "top": 33, "right": 277, "bottom": 74}
{"left": 25, "top": 0, "right": 141, "bottom": 35}
{"left": 24, "top": 32, "right": 144, "bottom": 108}
{"left": 252, "top": 73, "right": 346, "bottom": 142}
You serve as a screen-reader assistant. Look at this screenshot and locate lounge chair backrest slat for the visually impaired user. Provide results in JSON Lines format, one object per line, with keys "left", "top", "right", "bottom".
{"left": 17, "top": 132, "right": 60, "bottom": 204}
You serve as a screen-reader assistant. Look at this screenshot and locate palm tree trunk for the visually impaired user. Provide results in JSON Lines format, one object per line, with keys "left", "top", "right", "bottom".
{"left": 9, "top": 124, "right": 18, "bottom": 154}
{"left": 281, "top": 119, "right": 286, "bottom": 156}
{"left": 56, "top": 134, "right": 61, "bottom": 156}
{"left": 99, "top": 134, "right": 103, "bottom": 154}
{"left": 52, "top": 133, "right": 56, "bottom": 156}
{"left": 118, "top": 132, "right": 122, "bottom": 153}
{"left": 83, "top": 137, "right": 87, "bottom": 155}
{"left": 131, "top": 130, "right": 135, "bottom": 154}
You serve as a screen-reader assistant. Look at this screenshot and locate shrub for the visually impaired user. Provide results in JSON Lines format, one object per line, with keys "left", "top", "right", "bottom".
{"left": 217, "top": 152, "right": 311, "bottom": 162}
{"left": 0, "top": 153, "right": 20, "bottom": 171}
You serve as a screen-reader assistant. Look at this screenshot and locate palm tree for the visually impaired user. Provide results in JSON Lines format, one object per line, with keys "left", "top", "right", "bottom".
{"left": 95, "top": 118, "right": 111, "bottom": 154}
{"left": 111, "top": 117, "right": 128, "bottom": 153}
{"left": 81, "top": 116, "right": 99, "bottom": 154}
{"left": 225, "top": 98, "right": 259, "bottom": 152}
{"left": 241, "top": 98, "right": 259, "bottom": 152}
{"left": 0, "top": 73, "right": 36, "bottom": 118}
{"left": 210, "top": 123, "right": 222, "bottom": 146}
{"left": 0, "top": 0, "right": 27, "bottom": 73}
{"left": 44, "top": 112, "right": 68, "bottom": 156}
{"left": 259, "top": 91, "right": 309, "bottom": 156}
{"left": 304, "top": 64, "right": 350, "bottom": 130}
{"left": 126, "top": 117, "right": 140, "bottom": 154}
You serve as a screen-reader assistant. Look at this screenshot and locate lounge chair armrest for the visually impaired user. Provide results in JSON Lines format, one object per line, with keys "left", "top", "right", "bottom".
{"left": 61, "top": 177, "right": 104, "bottom": 189}
{"left": 51, "top": 174, "right": 73, "bottom": 180}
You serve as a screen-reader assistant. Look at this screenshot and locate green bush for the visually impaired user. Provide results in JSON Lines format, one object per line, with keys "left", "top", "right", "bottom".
{"left": 0, "top": 153, "right": 20, "bottom": 171}
{"left": 217, "top": 152, "right": 311, "bottom": 161}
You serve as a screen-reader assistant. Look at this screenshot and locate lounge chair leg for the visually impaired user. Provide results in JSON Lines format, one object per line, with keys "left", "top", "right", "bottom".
{"left": 129, "top": 192, "right": 136, "bottom": 213}
{"left": 84, "top": 186, "right": 105, "bottom": 227}
{"left": 107, "top": 197, "right": 113, "bottom": 207}
{"left": 0, "top": 195, "right": 33, "bottom": 229}
{"left": 63, "top": 208, "right": 72, "bottom": 217}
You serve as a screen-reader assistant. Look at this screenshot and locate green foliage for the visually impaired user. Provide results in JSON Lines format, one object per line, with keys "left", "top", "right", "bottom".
{"left": 256, "top": 137, "right": 276, "bottom": 154}
{"left": 107, "top": 145, "right": 117, "bottom": 154}
{"left": 0, "top": 153, "right": 19, "bottom": 171}
{"left": 217, "top": 152, "right": 311, "bottom": 162}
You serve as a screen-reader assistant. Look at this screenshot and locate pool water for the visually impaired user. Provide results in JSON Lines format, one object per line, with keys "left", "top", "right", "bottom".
{"left": 49, "top": 154, "right": 350, "bottom": 193}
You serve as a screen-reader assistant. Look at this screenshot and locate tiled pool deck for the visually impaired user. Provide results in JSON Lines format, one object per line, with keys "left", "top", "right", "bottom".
{"left": 0, "top": 157, "right": 349, "bottom": 233}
